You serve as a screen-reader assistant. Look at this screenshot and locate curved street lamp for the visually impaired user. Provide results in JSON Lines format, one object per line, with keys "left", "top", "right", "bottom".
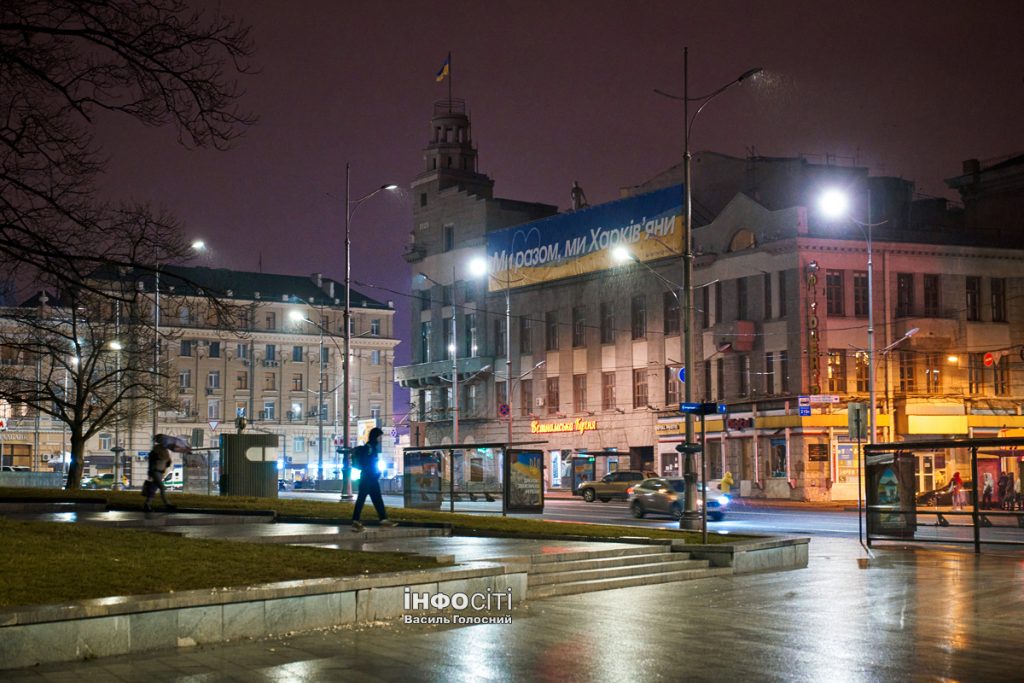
{"left": 656, "top": 49, "right": 762, "bottom": 531}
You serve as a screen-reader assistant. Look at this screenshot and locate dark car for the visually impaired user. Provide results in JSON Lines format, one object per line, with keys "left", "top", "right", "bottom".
{"left": 916, "top": 481, "right": 973, "bottom": 507}
{"left": 627, "top": 477, "right": 729, "bottom": 521}
{"left": 578, "top": 470, "right": 657, "bottom": 502}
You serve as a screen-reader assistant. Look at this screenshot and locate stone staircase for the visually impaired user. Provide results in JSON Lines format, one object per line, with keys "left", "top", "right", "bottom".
{"left": 526, "top": 544, "right": 731, "bottom": 599}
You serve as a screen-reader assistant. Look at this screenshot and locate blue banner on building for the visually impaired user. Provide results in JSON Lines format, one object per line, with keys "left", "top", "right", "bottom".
{"left": 484, "top": 185, "right": 683, "bottom": 290}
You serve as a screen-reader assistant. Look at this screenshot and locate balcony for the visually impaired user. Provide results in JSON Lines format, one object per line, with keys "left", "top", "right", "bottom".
{"left": 705, "top": 320, "right": 757, "bottom": 354}
{"left": 395, "top": 356, "right": 493, "bottom": 389}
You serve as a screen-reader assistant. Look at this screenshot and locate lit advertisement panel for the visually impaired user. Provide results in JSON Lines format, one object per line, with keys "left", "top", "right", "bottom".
{"left": 484, "top": 185, "right": 683, "bottom": 290}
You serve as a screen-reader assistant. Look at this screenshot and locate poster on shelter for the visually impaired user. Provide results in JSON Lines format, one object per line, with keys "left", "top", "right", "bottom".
{"left": 505, "top": 449, "right": 544, "bottom": 513}
{"left": 403, "top": 450, "right": 442, "bottom": 509}
{"left": 866, "top": 451, "right": 917, "bottom": 538}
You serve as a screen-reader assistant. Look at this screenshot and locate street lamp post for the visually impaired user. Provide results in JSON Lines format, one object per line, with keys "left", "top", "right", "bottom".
{"left": 657, "top": 49, "right": 761, "bottom": 530}
{"left": 341, "top": 164, "right": 397, "bottom": 500}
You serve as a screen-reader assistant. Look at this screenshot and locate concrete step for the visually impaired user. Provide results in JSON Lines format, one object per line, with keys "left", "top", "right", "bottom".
{"left": 529, "top": 558, "right": 711, "bottom": 587}
{"left": 527, "top": 566, "right": 733, "bottom": 600}
{"left": 526, "top": 544, "right": 671, "bottom": 565}
{"left": 529, "top": 551, "right": 689, "bottom": 575}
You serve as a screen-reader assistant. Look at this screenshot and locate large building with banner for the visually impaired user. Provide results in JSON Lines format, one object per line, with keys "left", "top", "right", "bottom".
{"left": 398, "top": 97, "right": 1024, "bottom": 500}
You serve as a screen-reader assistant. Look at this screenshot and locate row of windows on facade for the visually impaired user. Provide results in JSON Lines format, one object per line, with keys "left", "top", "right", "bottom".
{"left": 174, "top": 397, "right": 383, "bottom": 424}
{"left": 416, "top": 271, "right": 1014, "bottom": 364}
{"left": 177, "top": 369, "right": 386, "bottom": 394}
{"left": 176, "top": 341, "right": 383, "bottom": 365}
{"left": 167, "top": 308, "right": 384, "bottom": 336}
{"left": 415, "top": 347, "right": 1015, "bottom": 421}
{"left": 99, "top": 430, "right": 329, "bottom": 456}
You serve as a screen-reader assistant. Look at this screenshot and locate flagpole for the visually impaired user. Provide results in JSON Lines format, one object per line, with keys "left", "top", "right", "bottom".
{"left": 448, "top": 51, "right": 453, "bottom": 112}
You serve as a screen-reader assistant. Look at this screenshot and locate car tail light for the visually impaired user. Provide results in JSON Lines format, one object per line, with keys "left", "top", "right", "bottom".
{"left": 626, "top": 486, "right": 634, "bottom": 495}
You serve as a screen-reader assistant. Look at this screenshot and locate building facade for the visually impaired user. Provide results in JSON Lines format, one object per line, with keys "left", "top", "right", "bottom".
{"left": 397, "top": 97, "right": 1024, "bottom": 500}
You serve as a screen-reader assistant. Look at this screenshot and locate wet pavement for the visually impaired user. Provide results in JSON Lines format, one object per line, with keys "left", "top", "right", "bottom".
{"left": 6, "top": 536, "right": 1023, "bottom": 682}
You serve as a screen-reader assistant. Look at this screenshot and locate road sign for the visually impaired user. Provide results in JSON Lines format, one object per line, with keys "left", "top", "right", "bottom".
{"left": 677, "top": 367, "right": 686, "bottom": 383}
{"left": 798, "top": 395, "right": 810, "bottom": 407}
{"left": 679, "top": 402, "right": 719, "bottom": 416}
{"left": 799, "top": 406, "right": 812, "bottom": 417}
{"left": 983, "top": 352, "right": 994, "bottom": 367}
{"left": 809, "top": 394, "right": 840, "bottom": 404}
{"left": 717, "top": 403, "right": 728, "bottom": 414}
{"left": 497, "top": 403, "right": 511, "bottom": 418}
{"left": 848, "top": 402, "right": 868, "bottom": 440}
{"left": 390, "top": 428, "right": 398, "bottom": 438}
{"left": 209, "top": 420, "right": 220, "bottom": 432}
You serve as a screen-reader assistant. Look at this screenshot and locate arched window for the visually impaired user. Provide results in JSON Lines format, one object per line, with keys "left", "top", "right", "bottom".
{"left": 728, "top": 229, "right": 756, "bottom": 252}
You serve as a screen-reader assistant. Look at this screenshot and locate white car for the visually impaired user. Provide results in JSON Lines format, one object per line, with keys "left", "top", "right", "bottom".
{"left": 627, "top": 477, "right": 730, "bottom": 521}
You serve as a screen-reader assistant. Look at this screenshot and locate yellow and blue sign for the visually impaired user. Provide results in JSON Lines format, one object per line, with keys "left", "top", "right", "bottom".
{"left": 484, "top": 185, "right": 683, "bottom": 291}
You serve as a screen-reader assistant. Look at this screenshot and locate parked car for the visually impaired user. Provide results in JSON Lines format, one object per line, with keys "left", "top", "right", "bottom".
{"left": 162, "top": 470, "right": 184, "bottom": 490}
{"left": 0, "top": 465, "right": 31, "bottom": 473}
{"left": 82, "top": 473, "right": 129, "bottom": 489}
{"left": 578, "top": 470, "right": 657, "bottom": 502}
{"left": 628, "top": 477, "right": 729, "bottom": 521}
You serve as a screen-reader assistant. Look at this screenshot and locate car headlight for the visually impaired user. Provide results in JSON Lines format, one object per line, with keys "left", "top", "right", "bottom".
{"left": 719, "top": 495, "right": 729, "bottom": 506}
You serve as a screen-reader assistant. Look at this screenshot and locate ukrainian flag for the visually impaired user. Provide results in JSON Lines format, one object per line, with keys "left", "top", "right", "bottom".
{"left": 435, "top": 54, "right": 450, "bottom": 82}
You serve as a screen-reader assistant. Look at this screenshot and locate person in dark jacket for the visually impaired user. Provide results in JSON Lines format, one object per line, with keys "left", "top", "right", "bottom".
{"left": 350, "top": 427, "right": 395, "bottom": 531}
{"left": 143, "top": 434, "right": 175, "bottom": 512}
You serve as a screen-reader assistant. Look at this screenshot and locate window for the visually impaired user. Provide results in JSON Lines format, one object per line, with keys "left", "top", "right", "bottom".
{"left": 520, "top": 379, "right": 533, "bottom": 416}
{"left": 991, "top": 278, "right": 1007, "bottom": 322}
{"left": 763, "top": 273, "right": 773, "bottom": 319}
{"left": 321, "top": 347, "right": 329, "bottom": 364}
{"left": 855, "top": 353, "right": 869, "bottom": 393}
{"left": 827, "top": 350, "right": 847, "bottom": 393}
{"left": 420, "top": 193, "right": 427, "bottom": 208}
{"left": 443, "top": 224, "right": 454, "bottom": 252}
{"left": 966, "top": 276, "right": 981, "bottom": 321}
{"left": 371, "top": 350, "right": 381, "bottom": 365}
{"left": 994, "top": 356, "right": 1010, "bottom": 396}
{"left": 207, "top": 370, "right": 220, "bottom": 389}
{"left": 371, "top": 404, "right": 382, "bottom": 423}
{"left": 853, "top": 271, "right": 869, "bottom": 318}
{"left": 600, "top": 303, "right": 614, "bottom": 344}
{"left": 420, "top": 321, "right": 432, "bottom": 363}
{"left": 545, "top": 311, "right": 559, "bottom": 351}
{"left": 179, "top": 369, "right": 191, "bottom": 389}
{"left": 738, "top": 355, "right": 750, "bottom": 396}
{"left": 99, "top": 433, "right": 112, "bottom": 450}
{"left": 207, "top": 399, "right": 220, "bottom": 420}
{"left": 923, "top": 274, "right": 940, "bottom": 317}
{"left": 419, "top": 290, "right": 431, "bottom": 311}
{"left": 519, "top": 316, "right": 533, "bottom": 355}
{"left": 896, "top": 273, "right": 914, "bottom": 317}
{"left": 898, "top": 351, "right": 916, "bottom": 393}
{"left": 464, "top": 313, "right": 479, "bottom": 357}
{"left": 601, "top": 372, "right": 616, "bottom": 410}
{"left": 665, "top": 367, "right": 681, "bottom": 405}
{"left": 443, "top": 317, "right": 454, "bottom": 360}
{"left": 178, "top": 307, "right": 192, "bottom": 326}
{"left": 826, "top": 270, "right": 844, "bottom": 316}
{"left": 292, "top": 346, "right": 303, "bottom": 362}
{"left": 236, "top": 343, "right": 249, "bottom": 359}
{"left": 370, "top": 319, "right": 381, "bottom": 336}
{"left": 572, "top": 306, "right": 586, "bottom": 347}
{"left": 442, "top": 284, "right": 452, "bottom": 306}
{"left": 292, "top": 373, "right": 303, "bottom": 391}
{"left": 293, "top": 436, "right": 306, "bottom": 453}
{"left": 632, "top": 369, "right": 648, "bottom": 408}
{"left": 714, "top": 282, "right": 723, "bottom": 325}
{"left": 664, "top": 292, "right": 680, "bottom": 336}
{"left": 236, "top": 371, "right": 248, "bottom": 390}
{"left": 701, "top": 286, "right": 711, "bottom": 328}
{"left": 764, "top": 352, "right": 775, "bottom": 394}
{"left": 778, "top": 272, "right": 788, "bottom": 317}
{"left": 496, "top": 381, "right": 507, "bottom": 409}
{"left": 573, "top": 374, "right": 587, "bottom": 412}
{"left": 968, "top": 353, "right": 985, "bottom": 394}
{"left": 420, "top": 389, "right": 429, "bottom": 421}
{"left": 180, "top": 398, "right": 193, "bottom": 417}
{"left": 703, "top": 361, "right": 712, "bottom": 400}
{"left": 265, "top": 312, "right": 276, "bottom": 330}
{"left": 546, "top": 377, "right": 559, "bottom": 415}
{"left": 180, "top": 340, "right": 192, "bottom": 357}
{"left": 631, "top": 295, "right": 646, "bottom": 340}
{"left": 715, "top": 359, "right": 725, "bottom": 400}
{"left": 265, "top": 344, "right": 277, "bottom": 361}
{"left": 494, "top": 318, "right": 507, "bottom": 357}
{"left": 924, "top": 353, "right": 941, "bottom": 393}
{"left": 736, "top": 278, "right": 748, "bottom": 320}
{"left": 262, "top": 401, "right": 275, "bottom": 421}
{"left": 779, "top": 350, "right": 789, "bottom": 393}
{"left": 209, "top": 341, "right": 220, "bottom": 359}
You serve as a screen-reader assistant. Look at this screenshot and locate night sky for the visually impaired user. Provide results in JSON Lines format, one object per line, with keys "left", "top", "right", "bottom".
{"left": 93, "top": 0, "right": 1024, "bottom": 387}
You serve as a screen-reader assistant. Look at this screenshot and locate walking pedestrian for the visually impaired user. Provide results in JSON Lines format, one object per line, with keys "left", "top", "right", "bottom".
{"left": 720, "top": 471, "right": 735, "bottom": 496}
{"left": 982, "top": 472, "right": 995, "bottom": 509}
{"left": 951, "top": 472, "right": 964, "bottom": 511}
{"left": 143, "top": 434, "right": 176, "bottom": 512}
{"left": 350, "top": 427, "right": 396, "bottom": 531}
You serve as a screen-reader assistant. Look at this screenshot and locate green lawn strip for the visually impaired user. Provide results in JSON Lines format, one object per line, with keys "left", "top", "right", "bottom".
{"left": 1, "top": 487, "right": 750, "bottom": 544}
{"left": 0, "top": 517, "right": 444, "bottom": 609}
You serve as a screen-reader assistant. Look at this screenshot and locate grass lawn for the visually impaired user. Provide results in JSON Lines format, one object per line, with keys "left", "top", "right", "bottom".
{"left": 0, "top": 486, "right": 750, "bottom": 544}
{"left": 0, "top": 516, "right": 445, "bottom": 609}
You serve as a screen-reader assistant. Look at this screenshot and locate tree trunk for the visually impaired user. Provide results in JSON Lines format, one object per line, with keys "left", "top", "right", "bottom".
{"left": 65, "top": 431, "right": 87, "bottom": 490}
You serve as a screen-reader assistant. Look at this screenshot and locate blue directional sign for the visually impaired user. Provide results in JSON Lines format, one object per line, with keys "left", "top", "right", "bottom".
{"left": 717, "top": 403, "right": 727, "bottom": 414}
{"left": 679, "top": 402, "right": 719, "bottom": 416}
{"left": 799, "top": 406, "right": 812, "bottom": 417}
{"left": 677, "top": 367, "right": 686, "bottom": 383}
